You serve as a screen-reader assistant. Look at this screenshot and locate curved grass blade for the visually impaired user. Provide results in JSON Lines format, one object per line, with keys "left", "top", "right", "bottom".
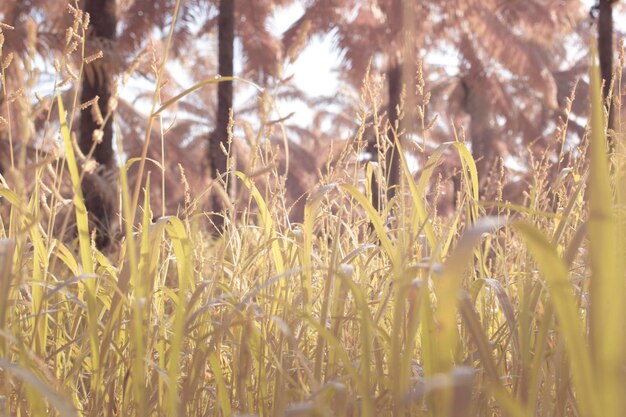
{"left": 235, "top": 171, "right": 285, "bottom": 274}
{"left": 165, "top": 216, "right": 193, "bottom": 417}
{"left": 152, "top": 76, "right": 262, "bottom": 118}
{"left": 514, "top": 221, "right": 598, "bottom": 417}
{"left": 0, "top": 359, "right": 79, "bottom": 417}
{"left": 432, "top": 216, "right": 506, "bottom": 374}
{"left": 302, "top": 184, "right": 336, "bottom": 309}
{"left": 397, "top": 139, "right": 437, "bottom": 249}
{"left": 56, "top": 94, "right": 100, "bottom": 378}
{"left": 339, "top": 183, "right": 397, "bottom": 267}
{"left": 427, "top": 217, "right": 505, "bottom": 417}
{"left": 56, "top": 94, "right": 93, "bottom": 275}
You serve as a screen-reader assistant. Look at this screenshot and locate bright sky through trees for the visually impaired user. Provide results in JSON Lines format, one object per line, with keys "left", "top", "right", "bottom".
{"left": 270, "top": 1, "right": 625, "bottom": 131}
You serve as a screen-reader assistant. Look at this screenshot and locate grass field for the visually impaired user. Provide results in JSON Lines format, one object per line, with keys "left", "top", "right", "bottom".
{"left": 1, "top": 15, "right": 625, "bottom": 417}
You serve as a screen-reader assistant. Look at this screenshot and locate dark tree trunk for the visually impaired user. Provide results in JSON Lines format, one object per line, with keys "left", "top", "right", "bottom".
{"left": 367, "top": 62, "right": 403, "bottom": 212}
{"left": 80, "top": 0, "right": 116, "bottom": 168}
{"left": 209, "top": 0, "right": 235, "bottom": 230}
{"left": 365, "top": 123, "right": 382, "bottom": 212}
{"left": 79, "top": 0, "right": 117, "bottom": 248}
{"left": 385, "top": 63, "right": 402, "bottom": 201}
{"left": 598, "top": 0, "right": 616, "bottom": 142}
{"left": 462, "top": 77, "right": 498, "bottom": 190}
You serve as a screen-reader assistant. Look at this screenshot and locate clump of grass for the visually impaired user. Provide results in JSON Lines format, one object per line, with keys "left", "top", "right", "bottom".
{"left": 0, "top": 12, "right": 625, "bottom": 417}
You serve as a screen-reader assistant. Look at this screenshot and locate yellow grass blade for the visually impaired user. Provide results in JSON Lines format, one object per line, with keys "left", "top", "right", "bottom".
{"left": 235, "top": 171, "right": 285, "bottom": 274}
{"left": 415, "top": 142, "right": 479, "bottom": 222}
{"left": 514, "top": 221, "right": 599, "bottom": 417}
{"left": 0, "top": 359, "right": 78, "bottom": 417}
{"left": 56, "top": 94, "right": 93, "bottom": 275}
{"left": 52, "top": 241, "right": 80, "bottom": 276}
{"left": 427, "top": 217, "right": 505, "bottom": 417}
{"left": 119, "top": 159, "right": 138, "bottom": 279}
{"left": 339, "top": 183, "right": 397, "bottom": 267}
{"left": 27, "top": 196, "right": 48, "bottom": 355}
{"left": 208, "top": 352, "right": 233, "bottom": 417}
{"left": 163, "top": 216, "right": 193, "bottom": 417}
{"left": 0, "top": 239, "right": 16, "bottom": 357}
{"left": 152, "top": 76, "right": 262, "bottom": 118}
{"left": 587, "top": 42, "right": 625, "bottom": 417}
{"left": 432, "top": 217, "right": 506, "bottom": 372}
{"left": 397, "top": 139, "right": 436, "bottom": 249}
{"left": 302, "top": 184, "right": 335, "bottom": 309}
{"left": 56, "top": 93, "right": 100, "bottom": 379}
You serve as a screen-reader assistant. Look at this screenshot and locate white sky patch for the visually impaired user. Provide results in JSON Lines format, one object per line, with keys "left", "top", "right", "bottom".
{"left": 286, "top": 34, "right": 341, "bottom": 98}
{"left": 268, "top": 3, "right": 305, "bottom": 35}
{"left": 269, "top": 4, "right": 342, "bottom": 128}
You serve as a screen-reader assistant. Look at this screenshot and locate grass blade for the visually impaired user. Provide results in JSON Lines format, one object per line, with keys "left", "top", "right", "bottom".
{"left": 587, "top": 42, "right": 625, "bottom": 417}
{"left": 514, "top": 221, "right": 598, "bottom": 417}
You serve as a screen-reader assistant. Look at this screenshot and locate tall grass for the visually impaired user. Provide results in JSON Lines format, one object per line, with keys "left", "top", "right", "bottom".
{"left": 0, "top": 12, "right": 625, "bottom": 417}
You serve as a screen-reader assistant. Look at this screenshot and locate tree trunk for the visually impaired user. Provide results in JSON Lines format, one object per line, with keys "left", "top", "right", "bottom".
{"left": 80, "top": 0, "right": 116, "bottom": 168}
{"left": 385, "top": 62, "right": 402, "bottom": 202}
{"left": 365, "top": 122, "right": 382, "bottom": 212}
{"left": 367, "top": 62, "right": 403, "bottom": 212}
{"left": 79, "top": 0, "right": 117, "bottom": 249}
{"left": 209, "top": 0, "right": 235, "bottom": 230}
{"left": 462, "top": 77, "right": 498, "bottom": 190}
{"left": 598, "top": 0, "right": 615, "bottom": 143}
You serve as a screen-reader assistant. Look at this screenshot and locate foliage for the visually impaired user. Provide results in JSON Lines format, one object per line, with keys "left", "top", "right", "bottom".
{"left": 0, "top": 2, "right": 626, "bottom": 417}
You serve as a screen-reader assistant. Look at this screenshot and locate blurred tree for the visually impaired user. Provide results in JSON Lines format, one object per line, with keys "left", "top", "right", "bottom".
{"left": 595, "top": 0, "right": 618, "bottom": 145}
{"left": 440, "top": 1, "right": 584, "bottom": 186}
{"left": 79, "top": 0, "right": 118, "bottom": 248}
{"left": 209, "top": 0, "right": 235, "bottom": 231}
{"left": 379, "top": 60, "right": 402, "bottom": 208}
{"left": 0, "top": 0, "right": 70, "bottom": 173}
{"left": 79, "top": 0, "right": 116, "bottom": 169}
{"left": 284, "top": 0, "right": 430, "bottom": 209}
{"left": 3, "top": 0, "right": 596, "bottom": 231}
{"left": 2, "top": 0, "right": 311, "bottom": 234}
{"left": 116, "top": 0, "right": 292, "bottom": 221}
{"left": 0, "top": 1, "right": 123, "bottom": 247}
{"left": 284, "top": 0, "right": 585, "bottom": 195}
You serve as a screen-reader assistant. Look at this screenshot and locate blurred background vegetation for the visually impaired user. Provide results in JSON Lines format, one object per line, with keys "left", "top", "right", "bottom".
{"left": 0, "top": 1, "right": 625, "bottom": 416}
